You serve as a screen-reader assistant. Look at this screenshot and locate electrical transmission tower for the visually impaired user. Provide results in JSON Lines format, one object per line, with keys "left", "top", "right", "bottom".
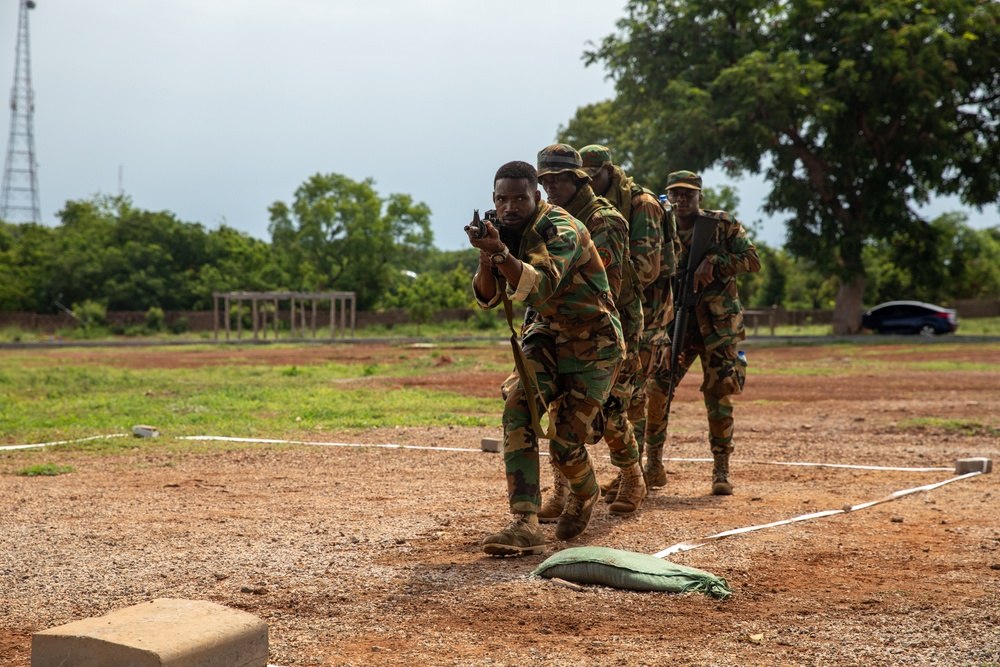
{"left": 1, "top": 0, "right": 41, "bottom": 223}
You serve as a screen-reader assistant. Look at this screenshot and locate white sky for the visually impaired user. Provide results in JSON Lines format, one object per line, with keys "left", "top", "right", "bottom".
{"left": 1, "top": 0, "right": 996, "bottom": 252}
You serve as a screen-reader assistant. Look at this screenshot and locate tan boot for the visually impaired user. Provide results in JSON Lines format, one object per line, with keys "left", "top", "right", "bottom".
{"left": 537, "top": 460, "right": 569, "bottom": 524}
{"left": 608, "top": 463, "right": 647, "bottom": 516}
{"left": 711, "top": 452, "right": 733, "bottom": 496}
{"left": 482, "top": 513, "right": 546, "bottom": 557}
{"left": 643, "top": 443, "right": 668, "bottom": 487}
{"left": 600, "top": 470, "right": 622, "bottom": 504}
{"left": 555, "top": 488, "right": 599, "bottom": 541}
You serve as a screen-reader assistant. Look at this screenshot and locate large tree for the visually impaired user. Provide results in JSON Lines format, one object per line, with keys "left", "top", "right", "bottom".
{"left": 268, "top": 174, "right": 434, "bottom": 310}
{"left": 562, "top": 0, "right": 1000, "bottom": 333}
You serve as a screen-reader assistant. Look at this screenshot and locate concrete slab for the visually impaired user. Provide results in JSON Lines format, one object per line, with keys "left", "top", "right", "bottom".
{"left": 31, "top": 598, "right": 268, "bottom": 667}
{"left": 481, "top": 437, "right": 502, "bottom": 453}
{"left": 955, "top": 457, "right": 993, "bottom": 474}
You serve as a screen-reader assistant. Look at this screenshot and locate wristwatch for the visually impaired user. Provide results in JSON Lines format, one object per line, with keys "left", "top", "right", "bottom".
{"left": 489, "top": 245, "right": 509, "bottom": 265}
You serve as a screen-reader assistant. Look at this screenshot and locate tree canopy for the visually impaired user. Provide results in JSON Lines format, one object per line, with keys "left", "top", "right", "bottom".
{"left": 268, "top": 173, "right": 434, "bottom": 310}
{"left": 561, "top": 0, "right": 1000, "bottom": 332}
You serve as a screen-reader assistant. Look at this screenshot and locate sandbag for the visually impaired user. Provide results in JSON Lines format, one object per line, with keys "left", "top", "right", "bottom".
{"left": 531, "top": 546, "right": 731, "bottom": 599}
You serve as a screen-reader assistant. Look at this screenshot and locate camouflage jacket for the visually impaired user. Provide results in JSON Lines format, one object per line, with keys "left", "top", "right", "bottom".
{"left": 603, "top": 169, "right": 674, "bottom": 337}
{"left": 603, "top": 167, "right": 665, "bottom": 289}
{"left": 560, "top": 184, "right": 643, "bottom": 353}
{"left": 668, "top": 209, "right": 761, "bottom": 351}
{"left": 473, "top": 201, "right": 624, "bottom": 373}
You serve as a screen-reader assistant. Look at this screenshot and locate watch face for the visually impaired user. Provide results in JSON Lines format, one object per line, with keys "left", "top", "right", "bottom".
{"left": 490, "top": 251, "right": 507, "bottom": 264}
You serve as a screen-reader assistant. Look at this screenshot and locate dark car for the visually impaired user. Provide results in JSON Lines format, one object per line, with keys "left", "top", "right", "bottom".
{"left": 861, "top": 301, "right": 958, "bottom": 336}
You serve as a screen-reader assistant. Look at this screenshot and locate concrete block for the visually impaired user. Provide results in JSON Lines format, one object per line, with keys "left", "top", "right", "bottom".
{"left": 481, "top": 437, "right": 502, "bottom": 453}
{"left": 32, "top": 598, "right": 268, "bottom": 667}
{"left": 955, "top": 457, "right": 993, "bottom": 474}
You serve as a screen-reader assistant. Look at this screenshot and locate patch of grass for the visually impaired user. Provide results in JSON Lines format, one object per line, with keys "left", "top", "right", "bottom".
{"left": 13, "top": 463, "right": 75, "bottom": 476}
{"left": 0, "top": 352, "right": 499, "bottom": 447}
{"left": 895, "top": 417, "right": 1000, "bottom": 437}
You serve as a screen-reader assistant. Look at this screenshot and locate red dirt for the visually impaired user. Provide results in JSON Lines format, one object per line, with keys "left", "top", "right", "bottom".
{"left": 1, "top": 340, "right": 998, "bottom": 666}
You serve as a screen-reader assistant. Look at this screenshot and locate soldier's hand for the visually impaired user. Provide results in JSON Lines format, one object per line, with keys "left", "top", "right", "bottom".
{"left": 468, "top": 220, "right": 503, "bottom": 254}
{"left": 693, "top": 256, "right": 714, "bottom": 292}
{"left": 648, "top": 343, "right": 671, "bottom": 376}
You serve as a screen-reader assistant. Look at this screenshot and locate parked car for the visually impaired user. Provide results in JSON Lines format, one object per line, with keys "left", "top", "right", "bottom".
{"left": 861, "top": 301, "right": 958, "bottom": 336}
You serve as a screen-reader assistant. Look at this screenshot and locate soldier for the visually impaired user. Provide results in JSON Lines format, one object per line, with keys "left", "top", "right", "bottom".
{"left": 468, "top": 160, "right": 624, "bottom": 556}
{"left": 534, "top": 144, "right": 647, "bottom": 518}
{"left": 579, "top": 144, "right": 676, "bottom": 490}
{"left": 648, "top": 170, "right": 760, "bottom": 495}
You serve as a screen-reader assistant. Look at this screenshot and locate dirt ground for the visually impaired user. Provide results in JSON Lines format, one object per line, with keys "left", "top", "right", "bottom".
{"left": 1, "top": 341, "right": 999, "bottom": 666}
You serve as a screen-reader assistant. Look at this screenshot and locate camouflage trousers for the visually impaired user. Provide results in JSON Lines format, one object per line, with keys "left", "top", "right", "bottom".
{"left": 645, "top": 338, "right": 743, "bottom": 457}
{"left": 603, "top": 346, "right": 642, "bottom": 469}
{"left": 501, "top": 334, "right": 617, "bottom": 514}
{"left": 626, "top": 332, "right": 657, "bottom": 458}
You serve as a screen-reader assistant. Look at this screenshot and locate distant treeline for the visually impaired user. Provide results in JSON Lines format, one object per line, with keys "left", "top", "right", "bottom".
{"left": 2, "top": 180, "right": 999, "bottom": 320}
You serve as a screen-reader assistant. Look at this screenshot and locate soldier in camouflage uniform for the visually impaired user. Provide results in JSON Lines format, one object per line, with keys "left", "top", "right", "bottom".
{"left": 468, "top": 160, "right": 624, "bottom": 556}
{"left": 579, "top": 144, "right": 677, "bottom": 490}
{"left": 534, "top": 144, "right": 647, "bottom": 518}
{"left": 648, "top": 171, "right": 760, "bottom": 495}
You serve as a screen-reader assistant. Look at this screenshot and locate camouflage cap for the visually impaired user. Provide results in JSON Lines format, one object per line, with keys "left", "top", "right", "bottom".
{"left": 665, "top": 170, "right": 702, "bottom": 191}
{"left": 579, "top": 144, "right": 613, "bottom": 176}
{"left": 537, "top": 144, "right": 589, "bottom": 179}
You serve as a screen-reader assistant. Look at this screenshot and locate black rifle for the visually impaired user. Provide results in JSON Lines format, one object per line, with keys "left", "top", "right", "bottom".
{"left": 464, "top": 209, "right": 498, "bottom": 239}
{"left": 664, "top": 215, "right": 719, "bottom": 416}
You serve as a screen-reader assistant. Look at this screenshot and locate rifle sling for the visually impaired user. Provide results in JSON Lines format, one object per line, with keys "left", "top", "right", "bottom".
{"left": 500, "top": 287, "right": 555, "bottom": 441}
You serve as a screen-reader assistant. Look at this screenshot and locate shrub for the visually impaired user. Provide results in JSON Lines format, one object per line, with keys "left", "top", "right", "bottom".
{"left": 145, "top": 306, "right": 166, "bottom": 331}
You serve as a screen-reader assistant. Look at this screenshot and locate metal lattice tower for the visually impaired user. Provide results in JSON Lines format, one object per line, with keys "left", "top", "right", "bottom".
{"left": 1, "top": 0, "right": 41, "bottom": 223}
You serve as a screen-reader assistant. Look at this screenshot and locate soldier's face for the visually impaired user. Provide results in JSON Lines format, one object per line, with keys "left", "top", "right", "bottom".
{"left": 667, "top": 187, "right": 701, "bottom": 218}
{"left": 589, "top": 164, "right": 612, "bottom": 196}
{"left": 538, "top": 172, "right": 580, "bottom": 208}
{"left": 493, "top": 178, "right": 539, "bottom": 231}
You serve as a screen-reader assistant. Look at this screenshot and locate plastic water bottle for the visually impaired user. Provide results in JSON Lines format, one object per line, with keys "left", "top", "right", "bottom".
{"left": 737, "top": 350, "right": 747, "bottom": 365}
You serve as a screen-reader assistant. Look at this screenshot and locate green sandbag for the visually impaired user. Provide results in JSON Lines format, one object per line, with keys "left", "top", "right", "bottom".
{"left": 531, "top": 546, "right": 732, "bottom": 599}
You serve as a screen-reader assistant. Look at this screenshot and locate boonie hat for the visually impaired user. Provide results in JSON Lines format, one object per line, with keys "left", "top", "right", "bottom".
{"left": 665, "top": 170, "right": 702, "bottom": 190}
{"left": 537, "top": 144, "right": 589, "bottom": 179}
{"left": 579, "top": 144, "right": 613, "bottom": 177}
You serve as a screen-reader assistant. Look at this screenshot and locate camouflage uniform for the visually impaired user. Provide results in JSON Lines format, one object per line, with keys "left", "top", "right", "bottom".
{"left": 579, "top": 145, "right": 675, "bottom": 473}
{"left": 646, "top": 171, "right": 761, "bottom": 493}
{"left": 473, "top": 199, "right": 624, "bottom": 516}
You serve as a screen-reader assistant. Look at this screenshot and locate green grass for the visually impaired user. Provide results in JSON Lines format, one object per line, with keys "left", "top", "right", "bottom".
{"left": 0, "top": 347, "right": 500, "bottom": 447}
{"left": 13, "top": 463, "right": 76, "bottom": 476}
{"left": 894, "top": 417, "right": 1000, "bottom": 437}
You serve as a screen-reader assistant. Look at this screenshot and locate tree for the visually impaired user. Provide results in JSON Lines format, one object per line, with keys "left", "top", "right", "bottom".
{"left": 269, "top": 173, "right": 434, "bottom": 310}
{"left": 563, "top": 0, "right": 1000, "bottom": 333}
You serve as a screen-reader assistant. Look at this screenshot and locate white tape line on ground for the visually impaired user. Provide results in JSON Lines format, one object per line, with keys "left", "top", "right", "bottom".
{"left": 182, "top": 435, "right": 482, "bottom": 453}
{"left": 0, "top": 434, "right": 128, "bottom": 451}
{"left": 652, "top": 471, "right": 984, "bottom": 558}
{"left": 182, "top": 436, "right": 955, "bottom": 473}
{"left": 661, "top": 457, "right": 952, "bottom": 472}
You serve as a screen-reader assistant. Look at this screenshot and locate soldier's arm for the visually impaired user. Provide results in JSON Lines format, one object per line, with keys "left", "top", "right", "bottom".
{"left": 705, "top": 217, "right": 761, "bottom": 277}
{"left": 586, "top": 213, "right": 627, "bottom": 301}
{"left": 629, "top": 195, "right": 663, "bottom": 287}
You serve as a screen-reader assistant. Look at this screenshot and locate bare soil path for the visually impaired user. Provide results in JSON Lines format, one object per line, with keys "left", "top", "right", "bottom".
{"left": 1, "top": 342, "right": 998, "bottom": 666}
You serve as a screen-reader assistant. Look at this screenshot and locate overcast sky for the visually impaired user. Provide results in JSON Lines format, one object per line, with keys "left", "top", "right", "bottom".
{"left": 2, "top": 0, "right": 996, "bottom": 252}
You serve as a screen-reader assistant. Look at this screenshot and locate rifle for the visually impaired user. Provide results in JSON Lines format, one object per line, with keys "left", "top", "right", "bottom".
{"left": 664, "top": 215, "right": 719, "bottom": 416}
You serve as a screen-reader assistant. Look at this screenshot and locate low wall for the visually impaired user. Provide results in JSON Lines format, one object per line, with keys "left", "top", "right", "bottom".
{"left": 1, "top": 299, "right": 995, "bottom": 335}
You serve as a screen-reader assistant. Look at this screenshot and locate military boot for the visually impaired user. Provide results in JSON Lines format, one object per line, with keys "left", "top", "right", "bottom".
{"left": 482, "top": 513, "right": 546, "bottom": 557}
{"left": 608, "top": 463, "right": 647, "bottom": 516}
{"left": 643, "top": 443, "right": 668, "bottom": 488}
{"left": 555, "top": 488, "right": 599, "bottom": 541}
{"left": 711, "top": 452, "right": 733, "bottom": 496}
{"left": 600, "top": 470, "right": 621, "bottom": 503}
{"left": 537, "top": 460, "right": 569, "bottom": 524}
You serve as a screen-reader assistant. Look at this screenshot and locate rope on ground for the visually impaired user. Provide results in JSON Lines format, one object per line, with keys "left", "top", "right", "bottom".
{"left": 652, "top": 471, "right": 985, "bottom": 558}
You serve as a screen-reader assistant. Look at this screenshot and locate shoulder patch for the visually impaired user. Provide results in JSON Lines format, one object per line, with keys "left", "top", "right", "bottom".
{"left": 597, "top": 247, "right": 612, "bottom": 268}
{"left": 537, "top": 218, "right": 559, "bottom": 241}
{"left": 699, "top": 209, "right": 731, "bottom": 222}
